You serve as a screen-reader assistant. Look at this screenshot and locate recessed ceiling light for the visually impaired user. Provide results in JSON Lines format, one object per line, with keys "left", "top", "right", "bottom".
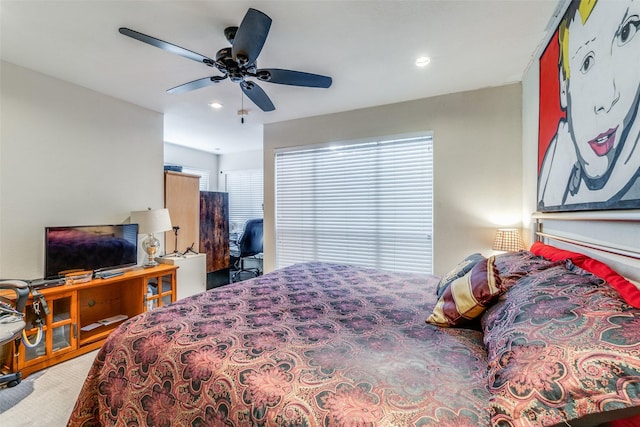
{"left": 415, "top": 56, "right": 431, "bottom": 67}
{"left": 209, "top": 102, "right": 223, "bottom": 109}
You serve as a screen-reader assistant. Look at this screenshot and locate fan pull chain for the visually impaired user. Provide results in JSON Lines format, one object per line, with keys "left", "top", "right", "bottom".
{"left": 241, "top": 92, "right": 245, "bottom": 124}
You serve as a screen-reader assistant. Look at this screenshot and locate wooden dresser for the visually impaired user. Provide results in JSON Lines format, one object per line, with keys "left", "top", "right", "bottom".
{"left": 6, "top": 265, "right": 177, "bottom": 378}
{"left": 164, "top": 171, "right": 201, "bottom": 253}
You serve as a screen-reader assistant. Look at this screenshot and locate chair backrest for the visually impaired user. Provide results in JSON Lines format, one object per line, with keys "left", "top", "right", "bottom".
{"left": 0, "top": 280, "right": 29, "bottom": 345}
{"left": 0, "top": 280, "right": 29, "bottom": 312}
{"left": 238, "top": 218, "right": 263, "bottom": 257}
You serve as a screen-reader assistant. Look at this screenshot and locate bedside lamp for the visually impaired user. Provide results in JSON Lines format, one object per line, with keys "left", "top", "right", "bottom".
{"left": 131, "top": 208, "right": 173, "bottom": 267}
{"left": 492, "top": 228, "right": 524, "bottom": 252}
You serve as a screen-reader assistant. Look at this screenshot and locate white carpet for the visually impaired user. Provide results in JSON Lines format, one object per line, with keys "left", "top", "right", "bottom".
{"left": 0, "top": 350, "right": 98, "bottom": 427}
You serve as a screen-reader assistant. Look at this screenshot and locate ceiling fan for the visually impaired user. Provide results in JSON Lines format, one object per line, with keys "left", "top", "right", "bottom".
{"left": 119, "top": 8, "right": 332, "bottom": 112}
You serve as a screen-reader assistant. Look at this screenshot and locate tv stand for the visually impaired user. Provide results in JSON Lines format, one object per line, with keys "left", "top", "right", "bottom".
{"left": 7, "top": 264, "right": 177, "bottom": 378}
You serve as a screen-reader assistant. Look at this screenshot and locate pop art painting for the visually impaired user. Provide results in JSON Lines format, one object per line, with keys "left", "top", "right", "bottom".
{"left": 537, "top": 0, "right": 640, "bottom": 212}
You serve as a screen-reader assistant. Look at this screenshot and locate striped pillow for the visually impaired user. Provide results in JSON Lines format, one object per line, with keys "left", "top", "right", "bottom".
{"left": 435, "top": 253, "right": 485, "bottom": 298}
{"left": 427, "top": 256, "right": 502, "bottom": 327}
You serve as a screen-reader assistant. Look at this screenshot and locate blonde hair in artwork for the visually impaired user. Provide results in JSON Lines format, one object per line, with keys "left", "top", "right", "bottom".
{"left": 558, "top": 0, "right": 598, "bottom": 80}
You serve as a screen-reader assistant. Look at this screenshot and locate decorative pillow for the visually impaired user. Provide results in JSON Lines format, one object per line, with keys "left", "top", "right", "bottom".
{"left": 531, "top": 241, "right": 640, "bottom": 308}
{"left": 427, "top": 256, "right": 501, "bottom": 327}
{"left": 435, "top": 253, "right": 485, "bottom": 298}
{"left": 483, "top": 263, "right": 640, "bottom": 426}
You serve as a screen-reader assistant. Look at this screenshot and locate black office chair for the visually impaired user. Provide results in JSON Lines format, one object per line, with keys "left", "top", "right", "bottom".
{"left": 0, "top": 280, "right": 29, "bottom": 388}
{"left": 230, "top": 218, "right": 263, "bottom": 282}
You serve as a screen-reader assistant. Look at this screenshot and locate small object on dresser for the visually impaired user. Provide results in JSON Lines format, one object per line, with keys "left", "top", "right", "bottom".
{"left": 64, "top": 271, "right": 93, "bottom": 285}
{"left": 80, "top": 322, "right": 101, "bottom": 332}
{"left": 97, "top": 314, "right": 128, "bottom": 326}
{"left": 29, "top": 278, "right": 65, "bottom": 289}
{"left": 80, "top": 314, "right": 128, "bottom": 331}
{"left": 96, "top": 270, "right": 125, "bottom": 279}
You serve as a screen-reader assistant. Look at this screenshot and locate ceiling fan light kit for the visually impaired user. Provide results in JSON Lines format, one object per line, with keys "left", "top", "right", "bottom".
{"left": 119, "top": 8, "right": 332, "bottom": 112}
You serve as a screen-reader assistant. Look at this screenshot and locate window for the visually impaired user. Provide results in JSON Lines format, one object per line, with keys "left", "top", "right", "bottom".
{"left": 224, "top": 169, "right": 264, "bottom": 232}
{"left": 275, "top": 135, "right": 433, "bottom": 274}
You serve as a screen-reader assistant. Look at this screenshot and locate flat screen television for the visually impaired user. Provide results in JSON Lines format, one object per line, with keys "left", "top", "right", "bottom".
{"left": 44, "top": 224, "right": 138, "bottom": 279}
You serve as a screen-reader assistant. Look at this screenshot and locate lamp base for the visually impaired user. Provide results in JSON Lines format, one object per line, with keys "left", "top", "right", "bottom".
{"left": 142, "top": 233, "right": 160, "bottom": 268}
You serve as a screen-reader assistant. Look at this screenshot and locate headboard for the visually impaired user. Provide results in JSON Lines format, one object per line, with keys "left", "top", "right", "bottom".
{"left": 532, "top": 211, "right": 640, "bottom": 285}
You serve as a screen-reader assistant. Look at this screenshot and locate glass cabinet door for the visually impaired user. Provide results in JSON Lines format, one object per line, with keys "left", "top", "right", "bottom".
{"left": 143, "top": 273, "right": 175, "bottom": 312}
{"left": 23, "top": 291, "right": 76, "bottom": 364}
{"left": 22, "top": 302, "right": 47, "bottom": 361}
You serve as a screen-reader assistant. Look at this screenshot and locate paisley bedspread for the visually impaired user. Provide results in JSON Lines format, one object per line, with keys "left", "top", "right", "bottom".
{"left": 68, "top": 262, "right": 490, "bottom": 426}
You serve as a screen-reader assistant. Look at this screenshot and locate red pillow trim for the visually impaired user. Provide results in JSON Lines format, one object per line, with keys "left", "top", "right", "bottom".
{"left": 529, "top": 241, "right": 583, "bottom": 261}
{"left": 609, "top": 414, "right": 640, "bottom": 427}
{"left": 530, "top": 242, "right": 640, "bottom": 308}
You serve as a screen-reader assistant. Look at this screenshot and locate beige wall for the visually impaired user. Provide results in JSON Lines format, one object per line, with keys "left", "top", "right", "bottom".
{"left": 218, "top": 149, "right": 264, "bottom": 191}
{"left": 263, "top": 84, "right": 523, "bottom": 275}
{"left": 0, "top": 62, "right": 535, "bottom": 280}
{"left": 0, "top": 61, "right": 164, "bottom": 279}
{"left": 522, "top": 57, "right": 542, "bottom": 246}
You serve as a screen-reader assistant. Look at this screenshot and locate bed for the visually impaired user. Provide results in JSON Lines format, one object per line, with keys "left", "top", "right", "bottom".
{"left": 67, "top": 214, "right": 640, "bottom": 427}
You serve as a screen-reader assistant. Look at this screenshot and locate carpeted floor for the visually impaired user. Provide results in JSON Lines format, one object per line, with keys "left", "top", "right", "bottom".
{"left": 0, "top": 349, "right": 98, "bottom": 427}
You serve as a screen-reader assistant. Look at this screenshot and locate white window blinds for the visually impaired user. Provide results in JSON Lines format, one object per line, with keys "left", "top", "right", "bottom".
{"left": 224, "top": 169, "right": 264, "bottom": 229}
{"left": 275, "top": 135, "right": 433, "bottom": 274}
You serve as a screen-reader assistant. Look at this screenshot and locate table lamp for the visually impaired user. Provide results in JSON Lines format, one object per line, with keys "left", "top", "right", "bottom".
{"left": 131, "top": 208, "right": 173, "bottom": 267}
{"left": 492, "top": 228, "right": 525, "bottom": 252}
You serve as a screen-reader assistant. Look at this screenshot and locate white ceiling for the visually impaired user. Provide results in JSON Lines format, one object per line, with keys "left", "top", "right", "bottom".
{"left": 0, "top": 0, "right": 561, "bottom": 154}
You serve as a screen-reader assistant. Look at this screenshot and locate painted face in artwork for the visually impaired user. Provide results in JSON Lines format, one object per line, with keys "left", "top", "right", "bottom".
{"left": 563, "top": 0, "right": 640, "bottom": 190}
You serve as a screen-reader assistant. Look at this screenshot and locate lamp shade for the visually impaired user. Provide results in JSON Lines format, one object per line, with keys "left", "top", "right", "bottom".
{"left": 492, "top": 228, "right": 524, "bottom": 252}
{"left": 130, "top": 208, "right": 173, "bottom": 234}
